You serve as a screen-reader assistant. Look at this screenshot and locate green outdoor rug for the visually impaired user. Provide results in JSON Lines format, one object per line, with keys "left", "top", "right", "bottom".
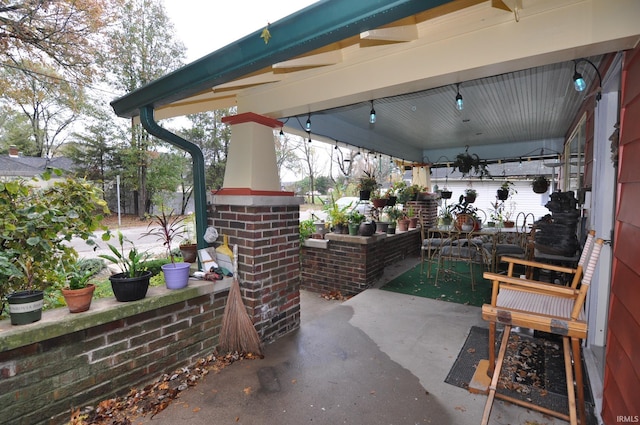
{"left": 381, "top": 261, "right": 491, "bottom": 307}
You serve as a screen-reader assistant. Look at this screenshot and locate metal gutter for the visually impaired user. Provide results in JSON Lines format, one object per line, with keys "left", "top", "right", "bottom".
{"left": 139, "top": 106, "right": 208, "bottom": 251}
{"left": 110, "top": 0, "right": 453, "bottom": 118}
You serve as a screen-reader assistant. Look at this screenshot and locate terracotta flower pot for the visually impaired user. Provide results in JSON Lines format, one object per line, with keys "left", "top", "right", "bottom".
{"left": 372, "top": 198, "right": 387, "bottom": 209}
{"left": 179, "top": 243, "right": 198, "bottom": 263}
{"left": 397, "top": 219, "right": 410, "bottom": 232}
{"left": 62, "top": 284, "right": 96, "bottom": 313}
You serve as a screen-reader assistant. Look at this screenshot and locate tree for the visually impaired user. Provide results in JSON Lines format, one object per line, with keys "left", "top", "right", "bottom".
{"left": 0, "top": 106, "right": 33, "bottom": 154}
{"left": 178, "top": 110, "right": 232, "bottom": 192}
{"left": 0, "top": 0, "right": 110, "bottom": 85}
{"left": 296, "top": 138, "right": 325, "bottom": 204}
{"left": 275, "top": 132, "right": 300, "bottom": 182}
{"left": 0, "top": 61, "right": 89, "bottom": 158}
{"left": 102, "top": 0, "right": 186, "bottom": 217}
{"left": 63, "top": 103, "right": 124, "bottom": 187}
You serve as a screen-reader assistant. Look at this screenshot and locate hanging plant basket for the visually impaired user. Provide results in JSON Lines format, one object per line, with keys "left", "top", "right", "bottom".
{"left": 359, "top": 190, "right": 371, "bottom": 201}
{"left": 440, "top": 190, "right": 452, "bottom": 199}
{"left": 497, "top": 188, "right": 509, "bottom": 201}
{"left": 532, "top": 177, "right": 550, "bottom": 194}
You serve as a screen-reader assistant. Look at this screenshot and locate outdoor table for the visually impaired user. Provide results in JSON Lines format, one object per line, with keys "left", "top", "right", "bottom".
{"left": 427, "top": 225, "right": 521, "bottom": 272}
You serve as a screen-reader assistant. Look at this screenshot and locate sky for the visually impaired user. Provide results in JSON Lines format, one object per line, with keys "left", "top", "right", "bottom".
{"left": 163, "top": 0, "right": 319, "bottom": 62}
{"left": 161, "top": 0, "right": 330, "bottom": 182}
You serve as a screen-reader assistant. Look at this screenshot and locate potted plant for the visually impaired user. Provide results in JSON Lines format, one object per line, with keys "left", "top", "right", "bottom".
{"left": 406, "top": 206, "right": 419, "bottom": 229}
{"left": 370, "top": 190, "right": 388, "bottom": 209}
{"left": 440, "top": 188, "right": 453, "bottom": 199}
{"left": 179, "top": 213, "right": 198, "bottom": 263}
{"left": 99, "top": 231, "right": 153, "bottom": 301}
{"left": 502, "top": 200, "right": 517, "bottom": 228}
{"left": 438, "top": 204, "right": 454, "bottom": 227}
{"left": 452, "top": 149, "right": 491, "bottom": 178}
{"left": 0, "top": 171, "right": 108, "bottom": 324}
{"left": 60, "top": 260, "right": 97, "bottom": 313}
{"left": 497, "top": 181, "right": 517, "bottom": 201}
{"left": 347, "top": 211, "right": 366, "bottom": 236}
{"left": 532, "top": 175, "right": 550, "bottom": 194}
{"left": 464, "top": 188, "right": 478, "bottom": 203}
{"left": 398, "top": 184, "right": 425, "bottom": 204}
{"left": 324, "top": 196, "right": 350, "bottom": 234}
{"left": 386, "top": 207, "right": 407, "bottom": 233}
{"left": 143, "top": 209, "right": 191, "bottom": 290}
{"left": 357, "top": 172, "right": 378, "bottom": 200}
{"left": 451, "top": 195, "right": 481, "bottom": 231}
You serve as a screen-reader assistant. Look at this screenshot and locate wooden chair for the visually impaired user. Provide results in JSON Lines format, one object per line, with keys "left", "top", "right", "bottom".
{"left": 480, "top": 236, "right": 604, "bottom": 425}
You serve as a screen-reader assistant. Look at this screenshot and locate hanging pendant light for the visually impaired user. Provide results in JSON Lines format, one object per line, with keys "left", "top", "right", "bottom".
{"left": 573, "top": 61, "right": 586, "bottom": 92}
{"left": 369, "top": 100, "right": 376, "bottom": 124}
{"left": 305, "top": 114, "right": 311, "bottom": 132}
{"left": 455, "top": 83, "right": 464, "bottom": 111}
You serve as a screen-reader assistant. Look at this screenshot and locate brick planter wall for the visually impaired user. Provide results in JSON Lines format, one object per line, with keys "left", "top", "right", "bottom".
{"left": 0, "top": 281, "right": 227, "bottom": 425}
{"left": 210, "top": 195, "right": 302, "bottom": 344}
{"left": 300, "top": 229, "right": 420, "bottom": 295}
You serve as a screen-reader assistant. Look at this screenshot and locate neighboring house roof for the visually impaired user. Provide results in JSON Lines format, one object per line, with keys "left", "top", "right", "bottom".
{"left": 0, "top": 155, "right": 75, "bottom": 178}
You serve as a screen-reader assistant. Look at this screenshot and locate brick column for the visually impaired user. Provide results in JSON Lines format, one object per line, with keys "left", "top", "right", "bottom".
{"left": 211, "top": 195, "right": 302, "bottom": 343}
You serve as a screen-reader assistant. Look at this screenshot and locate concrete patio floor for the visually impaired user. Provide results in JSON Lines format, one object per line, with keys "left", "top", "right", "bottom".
{"left": 138, "top": 256, "right": 573, "bottom": 425}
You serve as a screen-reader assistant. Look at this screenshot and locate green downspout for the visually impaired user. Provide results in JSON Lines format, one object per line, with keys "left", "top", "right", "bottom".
{"left": 139, "top": 105, "right": 207, "bottom": 251}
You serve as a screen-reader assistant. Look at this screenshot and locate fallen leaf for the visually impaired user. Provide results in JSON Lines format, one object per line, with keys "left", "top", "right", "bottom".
{"left": 243, "top": 386, "right": 253, "bottom": 395}
{"left": 192, "top": 407, "right": 201, "bottom": 413}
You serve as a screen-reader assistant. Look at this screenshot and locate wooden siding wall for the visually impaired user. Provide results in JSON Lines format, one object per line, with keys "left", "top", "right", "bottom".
{"left": 601, "top": 45, "right": 640, "bottom": 424}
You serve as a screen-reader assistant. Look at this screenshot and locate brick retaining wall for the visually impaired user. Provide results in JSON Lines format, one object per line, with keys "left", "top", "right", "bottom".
{"left": 0, "top": 280, "right": 227, "bottom": 425}
{"left": 300, "top": 229, "right": 420, "bottom": 295}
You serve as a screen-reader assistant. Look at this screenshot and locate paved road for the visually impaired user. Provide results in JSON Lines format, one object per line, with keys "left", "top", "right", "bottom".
{"left": 68, "top": 226, "right": 169, "bottom": 260}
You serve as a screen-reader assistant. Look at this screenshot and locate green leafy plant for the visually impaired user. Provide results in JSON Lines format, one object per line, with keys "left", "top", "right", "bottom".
{"left": 299, "top": 218, "right": 316, "bottom": 243}
{"left": 324, "top": 195, "right": 351, "bottom": 226}
{"left": 357, "top": 172, "right": 379, "bottom": 192}
{"left": 99, "top": 231, "right": 151, "bottom": 278}
{"left": 348, "top": 211, "right": 366, "bottom": 225}
{"left": 452, "top": 149, "right": 491, "bottom": 178}
{"left": 0, "top": 170, "right": 108, "bottom": 300}
{"left": 64, "top": 260, "right": 98, "bottom": 290}
{"left": 439, "top": 204, "right": 455, "bottom": 221}
{"left": 398, "top": 184, "right": 425, "bottom": 204}
{"left": 386, "top": 206, "right": 406, "bottom": 222}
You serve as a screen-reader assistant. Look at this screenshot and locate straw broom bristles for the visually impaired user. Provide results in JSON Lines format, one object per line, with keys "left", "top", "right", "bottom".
{"left": 218, "top": 245, "right": 262, "bottom": 355}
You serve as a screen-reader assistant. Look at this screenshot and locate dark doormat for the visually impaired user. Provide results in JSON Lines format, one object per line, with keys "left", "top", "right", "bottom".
{"left": 445, "top": 326, "right": 597, "bottom": 425}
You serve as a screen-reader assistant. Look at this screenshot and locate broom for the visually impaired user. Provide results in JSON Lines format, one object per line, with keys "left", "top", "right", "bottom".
{"left": 218, "top": 244, "right": 263, "bottom": 355}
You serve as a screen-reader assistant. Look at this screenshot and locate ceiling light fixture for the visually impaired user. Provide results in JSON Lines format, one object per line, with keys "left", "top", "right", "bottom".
{"left": 455, "top": 83, "right": 464, "bottom": 111}
{"left": 305, "top": 114, "right": 311, "bottom": 132}
{"left": 572, "top": 58, "right": 602, "bottom": 102}
{"left": 369, "top": 100, "right": 376, "bottom": 124}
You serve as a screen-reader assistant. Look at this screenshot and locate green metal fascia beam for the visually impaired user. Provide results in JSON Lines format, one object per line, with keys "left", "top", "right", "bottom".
{"left": 110, "top": 0, "right": 453, "bottom": 118}
{"left": 139, "top": 106, "right": 208, "bottom": 252}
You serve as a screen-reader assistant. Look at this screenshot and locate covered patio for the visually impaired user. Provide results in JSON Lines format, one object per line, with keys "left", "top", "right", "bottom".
{"left": 135, "top": 257, "right": 571, "bottom": 425}
{"left": 111, "top": 1, "right": 640, "bottom": 424}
